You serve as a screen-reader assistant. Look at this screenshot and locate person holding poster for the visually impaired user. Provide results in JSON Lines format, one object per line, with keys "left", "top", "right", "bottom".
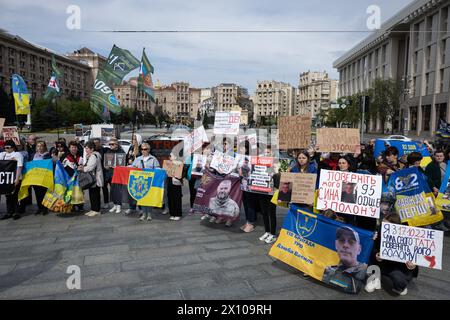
{"left": 366, "top": 213, "right": 418, "bottom": 296}
{"left": 167, "top": 153, "right": 183, "bottom": 221}
{"left": 290, "top": 150, "right": 318, "bottom": 174}
{"left": 0, "top": 140, "right": 24, "bottom": 220}
{"left": 104, "top": 138, "right": 126, "bottom": 214}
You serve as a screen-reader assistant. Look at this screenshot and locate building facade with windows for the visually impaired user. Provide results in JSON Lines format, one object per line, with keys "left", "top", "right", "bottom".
{"left": 0, "top": 30, "right": 93, "bottom": 101}
{"left": 253, "top": 80, "right": 295, "bottom": 122}
{"left": 154, "top": 82, "right": 201, "bottom": 121}
{"left": 114, "top": 77, "right": 155, "bottom": 113}
{"left": 333, "top": 0, "right": 450, "bottom": 137}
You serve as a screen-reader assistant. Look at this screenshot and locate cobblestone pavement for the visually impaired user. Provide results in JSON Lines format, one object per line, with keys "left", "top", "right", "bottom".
{"left": 0, "top": 185, "right": 449, "bottom": 300}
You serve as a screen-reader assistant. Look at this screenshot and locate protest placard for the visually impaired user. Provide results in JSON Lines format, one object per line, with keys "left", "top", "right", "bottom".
{"left": 247, "top": 157, "right": 275, "bottom": 194}
{"left": 104, "top": 153, "right": 126, "bottom": 168}
{"left": 388, "top": 167, "right": 444, "bottom": 227}
{"left": 191, "top": 154, "right": 207, "bottom": 177}
{"left": 163, "top": 160, "right": 184, "bottom": 179}
{"left": 237, "top": 133, "right": 257, "bottom": 151}
{"left": 380, "top": 222, "right": 443, "bottom": 270}
{"left": 2, "top": 126, "right": 20, "bottom": 146}
{"left": 210, "top": 151, "right": 238, "bottom": 175}
{"left": 316, "top": 128, "right": 360, "bottom": 153}
{"left": 0, "top": 160, "right": 17, "bottom": 194}
{"left": 317, "top": 169, "right": 382, "bottom": 218}
{"left": 193, "top": 170, "right": 243, "bottom": 221}
{"left": 0, "top": 118, "right": 5, "bottom": 133}
{"left": 269, "top": 205, "right": 374, "bottom": 294}
{"left": 278, "top": 116, "right": 311, "bottom": 150}
{"left": 279, "top": 172, "right": 317, "bottom": 205}
{"left": 213, "top": 111, "right": 241, "bottom": 135}
{"left": 184, "top": 125, "right": 208, "bottom": 154}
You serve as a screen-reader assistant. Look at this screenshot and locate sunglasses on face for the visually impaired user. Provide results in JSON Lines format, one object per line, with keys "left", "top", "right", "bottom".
{"left": 109, "top": 143, "right": 117, "bottom": 146}
{"left": 4, "top": 146, "right": 12, "bottom": 149}
{"left": 141, "top": 148, "right": 149, "bottom": 151}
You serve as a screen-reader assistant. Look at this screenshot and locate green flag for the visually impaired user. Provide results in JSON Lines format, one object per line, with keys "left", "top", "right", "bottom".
{"left": 137, "top": 48, "right": 155, "bottom": 101}
{"left": 44, "top": 55, "right": 63, "bottom": 100}
{"left": 90, "top": 70, "right": 121, "bottom": 116}
{"left": 103, "top": 45, "right": 140, "bottom": 85}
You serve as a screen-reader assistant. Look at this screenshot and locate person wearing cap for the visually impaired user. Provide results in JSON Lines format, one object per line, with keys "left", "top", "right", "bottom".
{"left": 0, "top": 140, "right": 24, "bottom": 220}
{"left": 322, "top": 226, "right": 367, "bottom": 294}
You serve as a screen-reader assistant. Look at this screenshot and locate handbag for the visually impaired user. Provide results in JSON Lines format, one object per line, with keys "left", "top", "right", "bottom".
{"left": 78, "top": 171, "right": 96, "bottom": 190}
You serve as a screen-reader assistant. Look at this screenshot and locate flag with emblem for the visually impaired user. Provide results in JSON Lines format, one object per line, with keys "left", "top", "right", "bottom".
{"left": 11, "top": 74, "right": 30, "bottom": 115}
{"left": 44, "top": 55, "right": 63, "bottom": 100}
{"left": 103, "top": 45, "right": 140, "bottom": 85}
{"left": 90, "top": 70, "right": 121, "bottom": 116}
{"left": 127, "top": 168, "right": 167, "bottom": 207}
{"left": 138, "top": 48, "right": 155, "bottom": 101}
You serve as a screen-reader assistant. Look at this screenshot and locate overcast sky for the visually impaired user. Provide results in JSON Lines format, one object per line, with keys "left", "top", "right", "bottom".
{"left": 1, "top": 0, "right": 413, "bottom": 92}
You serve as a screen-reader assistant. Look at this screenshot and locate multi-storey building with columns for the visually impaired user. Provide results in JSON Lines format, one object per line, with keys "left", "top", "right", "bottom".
{"left": 253, "top": 80, "right": 295, "bottom": 123}
{"left": 334, "top": 0, "right": 450, "bottom": 138}
{"left": 154, "top": 82, "right": 201, "bottom": 121}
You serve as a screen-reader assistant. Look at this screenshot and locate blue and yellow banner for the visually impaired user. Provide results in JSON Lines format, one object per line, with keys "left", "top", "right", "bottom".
{"left": 53, "top": 161, "right": 84, "bottom": 205}
{"left": 374, "top": 139, "right": 431, "bottom": 167}
{"left": 128, "top": 168, "right": 167, "bottom": 207}
{"left": 388, "top": 167, "right": 443, "bottom": 226}
{"left": 434, "top": 160, "right": 450, "bottom": 212}
{"left": 11, "top": 74, "right": 30, "bottom": 115}
{"left": 18, "top": 159, "right": 54, "bottom": 201}
{"left": 269, "top": 205, "right": 374, "bottom": 294}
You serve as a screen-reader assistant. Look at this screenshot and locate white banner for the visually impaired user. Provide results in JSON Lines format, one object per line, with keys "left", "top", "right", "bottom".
{"left": 213, "top": 111, "right": 241, "bottom": 135}
{"left": 184, "top": 125, "right": 209, "bottom": 155}
{"left": 317, "top": 169, "right": 382, "bottom": 218}
{"left": 380, "top": 222, "right": 443, "bottom": 270}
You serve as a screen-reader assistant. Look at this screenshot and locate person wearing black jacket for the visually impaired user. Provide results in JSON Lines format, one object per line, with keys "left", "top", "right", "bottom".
{"left": 104, "top": 138, "right": 125, "bottom": 213}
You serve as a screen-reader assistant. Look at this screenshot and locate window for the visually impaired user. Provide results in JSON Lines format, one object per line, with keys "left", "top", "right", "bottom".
{"left": 425, "top": 73, "right": 430, "bottom": 94}
{"left": 426, "top": 46, "right": 431, "bottom": 69}
{"left": 426, "top": 16, "right": 433, "bottom": 43}
{"left": 422, "top": 105, "right": 431, "bottom": 131}
{"left": 440, "top": 69, "right": 445, "bottom": 93}
{"left": 414, "top": 24, "right": 420, "bottom": 48}
{"left": 410, "top": 106, "right": 418, "bottom": 131}
{"left": 441, "top": 39, "right": 446, "bottom": 66}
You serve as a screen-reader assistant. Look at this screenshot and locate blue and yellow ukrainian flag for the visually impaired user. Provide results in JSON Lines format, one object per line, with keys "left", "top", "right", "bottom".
{"left": 52, "top": 161, "right": 84, "bottom": 205}
{"left": 128, "top": 168, "right": 167, "bottom": 207}
{"left": 11, "top": 74, "right": 30, "bottom": 115}
{"left": 19, "top": 159, "right": 54, "bottom": 201}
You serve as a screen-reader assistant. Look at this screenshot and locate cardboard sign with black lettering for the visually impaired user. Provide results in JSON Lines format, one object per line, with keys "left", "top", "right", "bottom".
{"left": 380, "top": 222, "right": 443, "bottom": 270}
{"left": 279, "top": 172, "right": 317, "bottom": 205}
{"left": 163, "top": 160, "right": 184, "bottom": 179}
{"left": 213, "top": 111, "right": 241, "bottom": 135}
{"left": 0, "top": 160, "right": 17, "bottom": 194}
{"left": 316, "top": 128, "right": 361, "bottom": 153}
{"left": 278, "top": 116, "right": 311, "bottom": 149}
{"left": 317, "top": 169, "right": 382, "bottom": 218}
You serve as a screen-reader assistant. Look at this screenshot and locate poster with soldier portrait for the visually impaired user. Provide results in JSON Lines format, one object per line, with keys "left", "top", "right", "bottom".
{"left": 193, "top": 170, "right": 243, "bottom": 221}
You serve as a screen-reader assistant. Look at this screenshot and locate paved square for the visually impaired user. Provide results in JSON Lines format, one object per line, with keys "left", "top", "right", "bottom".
{"left": 0, "top": 186, "right": 449, "bottom": 300}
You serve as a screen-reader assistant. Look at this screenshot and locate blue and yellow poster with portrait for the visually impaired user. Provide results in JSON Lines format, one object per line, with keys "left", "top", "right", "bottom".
{"left": 269, "top": 205, "right": 374, "bottom": 294}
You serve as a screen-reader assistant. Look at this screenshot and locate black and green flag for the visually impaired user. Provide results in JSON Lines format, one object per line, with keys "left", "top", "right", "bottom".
{"left": 44, "top": 55, "right": 63, "bottom": 100}
{"left": 103, "top": 45, "right": 140, "bottom": 85}
{"left": 90, "top": 70, "right": 121, "bottom": 116}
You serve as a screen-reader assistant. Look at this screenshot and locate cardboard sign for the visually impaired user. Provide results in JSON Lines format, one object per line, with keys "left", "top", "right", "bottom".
{"left": 184, "top": 125, "right": 209, "bottom": 154}
{"left": 279, "top": 172, "right": 317, "bottom": 205}
{"left": 210, "top": 151, "right": 238, "bottom": 175}
{"left": 380, "top": 222, "right": 443, "bottom": 270}
{"left": 317, "top": 169, "right": 382, "bottom": 218}
{"left": 104, "top": 153, "right": 126, "bottom": 168}
{"left": 316, "top": 128, "right": 360, "bottom": 153}
{"left": 278, "top": 116, "right": 311, "bottom": 149}
{"left": 2, "top": 126, "right": 20, "bottom": 146}
{"left": 163, "top": 160, "right": 183, "bottom": 179}
{"left": 213, "top": 111, "right": 241, "bottom": 135}
{"left": 0, "top": 118, "right": 5, "bottom": 134}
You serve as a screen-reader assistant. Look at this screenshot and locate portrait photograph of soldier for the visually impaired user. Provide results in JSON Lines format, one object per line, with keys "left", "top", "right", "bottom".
{"left": 341, "top": 182, "right": 357, "bottom": 204}
{"left": 322, "top": 226, "right": 367, "bottom": 294}
{"left": 208, "top": 179, "right": 240, "bottom": 219}
{"left": 278, "top": 181, "right": 292, "bottom": 202}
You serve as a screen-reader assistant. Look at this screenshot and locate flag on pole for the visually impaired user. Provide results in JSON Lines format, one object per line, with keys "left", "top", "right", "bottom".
{"left": 102, "top": 45, "right": 140, "bottom": 85}
{"left": 90, "top": 70, "right": 121, "bottom": 116}
{"left": 11, "top": 74, "right": 30, "bottom": 115}
{"left": 44, "top": 55, "right": 63, "bottom": 100}
{"left": 138, "top": 48, "right": 155, "bottom": 101}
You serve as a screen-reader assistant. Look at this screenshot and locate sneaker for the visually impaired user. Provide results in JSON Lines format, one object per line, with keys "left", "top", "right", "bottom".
{"left": 125, "top": 209, "right": 134, "bottom": 215}
{"left": 225, "top": 220, "right": 233, "bottom": 227}
{"left": 392, "top": 287, "right": 408, "bottom": 296}
{"left": 146, "top": 216, "right": 152, "bottom": 221}
{"left": 209, "top": 216, "right": 216, "bottom": 223}
{"left": 200, "top": 215, "right": 209, "bottom": 221}
{"left": 243, "top": 224, "right": 255, "bottom": 233}
{"left": 109, "top": 205, "right": 117, "bottom": 213}
{"left": 89, "top": 211, "right": 100, "bottom": 217}
{"left": 169, "top": 216, "right": 175, "bottom": 220}
{"left": 302, "top": 273, "right": 310, "bottom": 278}
{"left": 139, "top": 215, "right": 145, "bottom": 221}
{"left": 259, "top": 232, "right": 271, "bottom": 242}
{"left": 365, "top": 278, "right": 381, "bottom": 293}
{"left": 85, "top": 211, "right": 94, "bottom": 216}
{"left": 172, "top": 216, "right": 181, "bottom": 221}
{"left": 433, "top": 222, "right": 450, "bottom": 232}
{"left": 265, "top": 234, "right": 277, "bottom": 244}
{"left": 115, "top": 205, "right": 122, "bottom": 214}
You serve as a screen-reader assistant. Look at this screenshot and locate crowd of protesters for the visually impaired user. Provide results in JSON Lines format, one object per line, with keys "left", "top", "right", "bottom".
{"left": 0, "top": 133, "right": 449, "bottom": 296}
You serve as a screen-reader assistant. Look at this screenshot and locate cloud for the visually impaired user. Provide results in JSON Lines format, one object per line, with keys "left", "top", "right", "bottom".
{"left": 0, "top": 0, "right": 413, "bottom": 92}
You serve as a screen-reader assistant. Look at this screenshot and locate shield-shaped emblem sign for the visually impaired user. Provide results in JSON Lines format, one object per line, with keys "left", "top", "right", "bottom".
{"left": 128, "top": 170, "right": 153, "bottom": 201}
